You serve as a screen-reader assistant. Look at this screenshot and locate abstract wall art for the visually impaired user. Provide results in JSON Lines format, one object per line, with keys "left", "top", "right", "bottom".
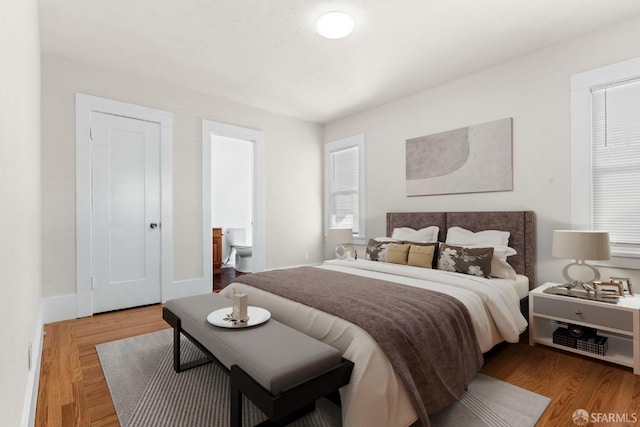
{"left": 406, "top": 117, "right": 513, "bottom": 196}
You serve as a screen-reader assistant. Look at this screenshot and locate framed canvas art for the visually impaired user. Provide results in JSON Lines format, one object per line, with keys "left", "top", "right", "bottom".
{"left": 406, "top": 118, "right": 513, "bottom": 196}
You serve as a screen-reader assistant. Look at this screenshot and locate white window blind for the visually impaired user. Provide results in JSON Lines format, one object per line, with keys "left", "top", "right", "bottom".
{"left": 329, "top": 146, "right": 360, "bottom": 233}
{"left": 591, "top": 78, "right": 640, "bottom": 246}
{"left": 325, "top": 134, "right": 365, "bottom": 241}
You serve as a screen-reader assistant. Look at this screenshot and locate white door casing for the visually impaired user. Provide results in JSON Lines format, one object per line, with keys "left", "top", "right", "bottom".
{"left": 91, "top": 112, "right": 161, "bottom": 313}
{"left": 76, "top": 94, "right": 173, "bottom": 317}
{"left": 202, "top": 120, "right": 265, "bottom": 288}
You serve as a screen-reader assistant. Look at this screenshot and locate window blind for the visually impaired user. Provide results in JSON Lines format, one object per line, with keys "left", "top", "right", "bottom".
{"left": 591, "top": 78, "right": 640, "bottom": 245}
{"left": 329, "top": 146, "right": 359, "bottom": 233}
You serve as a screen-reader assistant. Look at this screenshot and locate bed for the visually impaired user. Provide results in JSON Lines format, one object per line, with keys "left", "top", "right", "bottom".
{"left": 220, "top": 211, "right": 535, "bottom": 427}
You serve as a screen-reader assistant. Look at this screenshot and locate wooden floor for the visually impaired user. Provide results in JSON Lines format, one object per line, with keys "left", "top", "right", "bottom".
{"left": 36, "top": 306, "right": 640, "bottom": 427}
{"left": 214, "top": 266, "right": 246, "bottom": 291}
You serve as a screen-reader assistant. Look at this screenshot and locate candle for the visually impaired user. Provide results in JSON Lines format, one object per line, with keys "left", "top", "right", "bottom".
{"left": 232, "top": 292, "right": 248, "bottom": 322}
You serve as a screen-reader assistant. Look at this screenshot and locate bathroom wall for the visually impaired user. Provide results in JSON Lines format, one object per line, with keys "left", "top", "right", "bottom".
{"left": 211, "top": 135, "right": 254, "bottom": 263}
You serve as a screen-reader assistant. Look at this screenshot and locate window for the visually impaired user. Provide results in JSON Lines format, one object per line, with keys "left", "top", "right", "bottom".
{"left": 325, "top": 134, "right": 365, "bottom": 243}
{"left": 571, "top": 57, "right": 640, "bottom": 267}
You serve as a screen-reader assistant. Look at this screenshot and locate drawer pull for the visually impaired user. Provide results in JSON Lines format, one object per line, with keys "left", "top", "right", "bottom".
{"left": 574, "top": 310, "right": 582, "bottom": 315}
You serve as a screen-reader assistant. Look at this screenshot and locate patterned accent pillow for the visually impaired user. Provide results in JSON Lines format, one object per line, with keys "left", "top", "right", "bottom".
{"left": 386, "top": 243, "right": 411, "bottom": 265}
{"left": 452, "top": 244, "right": 517, "bottom": 279}
{"left": 437, "top": 243, "right": 493, "bottom": 278}
{"left": 366, "top": 238, "right": 396, "bottom": 262}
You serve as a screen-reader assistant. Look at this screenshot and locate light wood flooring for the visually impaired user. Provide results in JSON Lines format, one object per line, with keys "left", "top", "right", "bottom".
{"left": 36, "top": 305, "right": 640, "bottom": 427}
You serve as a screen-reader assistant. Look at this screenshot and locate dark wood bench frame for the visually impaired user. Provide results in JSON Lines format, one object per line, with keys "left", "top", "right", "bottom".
{"left": 163, "top": 306, "right": 354, "bottom": 427}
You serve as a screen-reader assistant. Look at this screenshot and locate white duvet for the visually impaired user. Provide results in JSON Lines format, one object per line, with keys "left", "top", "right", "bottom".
{"left": 220, "top": 260, "right": 528, "bottom": 427}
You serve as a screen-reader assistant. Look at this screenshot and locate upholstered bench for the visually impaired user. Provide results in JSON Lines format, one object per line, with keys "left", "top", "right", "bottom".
{"left": 163, "top": 293, "right": 353, "bottom": 427}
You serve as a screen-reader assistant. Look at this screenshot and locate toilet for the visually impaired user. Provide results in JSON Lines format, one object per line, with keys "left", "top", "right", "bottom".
{"left": 226, "top": 228, "right": 253, "bottom": 273}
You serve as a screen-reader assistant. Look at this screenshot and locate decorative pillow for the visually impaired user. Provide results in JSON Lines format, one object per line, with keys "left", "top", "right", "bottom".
{"left": 446, "top": 226, "right": 510, "bottom": 247}
{"left": 403, "top": 241, "right": 439, "bottom": 268}
{"left": 457, "top": 244, "right": 517, "bottom": 279}
{"left": 437, "top": 243, "right": 493, "bottom": 278}
{"left": 391, "top": 226, "right": 439, "bottom": 242}
{"left": 366, "top": 238, "right": 396, "bottom": 262}
{"left": 407, "top": 244, "right": 436, "bottom": 268}
{"left": 386, "top": 243, "right": 411, "bottom": 265}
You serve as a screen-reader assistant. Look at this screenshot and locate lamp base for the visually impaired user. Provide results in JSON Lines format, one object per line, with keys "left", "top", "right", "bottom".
{"left": 335, "top": 244, "right": 347, "bottom": 259}
{"left": 562, "top": 259, "right": 601, "bottom": 290}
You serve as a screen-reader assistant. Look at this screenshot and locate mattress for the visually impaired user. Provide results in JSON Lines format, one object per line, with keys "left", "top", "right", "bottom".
{"left": 493, "top": 274, "right": 530, "bottom": 299}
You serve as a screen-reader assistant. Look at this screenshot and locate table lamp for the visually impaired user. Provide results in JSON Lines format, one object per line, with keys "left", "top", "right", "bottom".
{"left": 552, "top": 230, "right": 611, "bottom": 288}
{"left": 327, "top": 228, "right": 353, "bottom": 259}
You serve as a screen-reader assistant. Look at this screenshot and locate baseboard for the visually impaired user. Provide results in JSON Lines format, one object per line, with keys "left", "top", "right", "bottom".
{"left": 43, "top": 279, "right": 211, "bottom": 321}
{"left": 21, "top": 305, "right": 44, "bottom": 427}
{"left": 43, "top": 293, "right": 78, "bottom": 323}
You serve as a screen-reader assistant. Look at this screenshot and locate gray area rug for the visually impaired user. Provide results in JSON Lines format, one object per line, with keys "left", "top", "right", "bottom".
{"left": 97, "top": 330, "right": 550, "bottom": 427}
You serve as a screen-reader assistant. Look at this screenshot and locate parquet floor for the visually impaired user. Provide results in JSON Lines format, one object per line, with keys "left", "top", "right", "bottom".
{"left": 35, "top": 305, "right": 640, "bottom": 426}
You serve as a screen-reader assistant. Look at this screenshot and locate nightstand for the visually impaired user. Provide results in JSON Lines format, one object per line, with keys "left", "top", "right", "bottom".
{"left": 529, "top": 283, "right": 640, "bottom": 375}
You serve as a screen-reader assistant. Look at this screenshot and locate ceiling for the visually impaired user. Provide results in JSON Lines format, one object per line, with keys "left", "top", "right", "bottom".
{"left": 38, "top": 0, "right": 640, "bottom": 124}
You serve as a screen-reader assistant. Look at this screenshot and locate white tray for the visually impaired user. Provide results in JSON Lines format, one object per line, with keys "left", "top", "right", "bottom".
{"left": 207, "top": 306, "right": 271, "bottom": 328}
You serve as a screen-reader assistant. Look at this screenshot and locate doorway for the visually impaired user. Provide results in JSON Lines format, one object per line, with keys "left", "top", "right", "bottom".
{"left": 202, "top": 120, "right": 265, "bottom": 287}
{"left": 211, "top": 135, "right": 253, "bottom": 271}
{"left": 76, "top": 94, "right": 173, "bottom": 317}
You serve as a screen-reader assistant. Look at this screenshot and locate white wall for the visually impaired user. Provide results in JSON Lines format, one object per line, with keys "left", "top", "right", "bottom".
{"left": 0, "top": 0, "right": 42, "bottom": 424}
{"left": 323, "top": 15, "right": 640, "bottom": 286}
{"left": 212, "top": 135, "right": 253, "bottom": 261}
{"left": 41, "top": 53, "right": 323, "bottom": 298}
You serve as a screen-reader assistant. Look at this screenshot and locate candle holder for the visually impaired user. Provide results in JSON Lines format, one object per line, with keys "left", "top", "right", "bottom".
{"left": 230, "top": 290, "right": 249, "bottom": 323}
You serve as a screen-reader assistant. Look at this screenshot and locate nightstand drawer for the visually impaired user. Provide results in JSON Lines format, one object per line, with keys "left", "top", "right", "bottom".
{"left": 533, "top": 296, "right": 633, "bottom": 332}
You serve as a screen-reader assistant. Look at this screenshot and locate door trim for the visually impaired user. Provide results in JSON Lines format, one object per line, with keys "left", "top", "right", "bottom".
{"left": 75, "top": 93, "right": 173, "bottom": 317}
{"left": 202, "top": 120, "right": 265, "bottom": 288}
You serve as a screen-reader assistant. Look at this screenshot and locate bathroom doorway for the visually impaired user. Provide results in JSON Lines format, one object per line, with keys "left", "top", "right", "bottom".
{"left": 202, "top": 120, "right": 265, "bottom": 287}
{"left": 212, "top": 135, "right": 253, "bottom": 271}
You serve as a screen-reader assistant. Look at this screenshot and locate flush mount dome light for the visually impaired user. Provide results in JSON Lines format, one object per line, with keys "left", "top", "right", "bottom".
{"left": 316, "top": 11, "right": 354, "bottom": 39}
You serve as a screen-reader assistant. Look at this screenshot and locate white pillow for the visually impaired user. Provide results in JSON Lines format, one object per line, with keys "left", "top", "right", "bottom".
{"left": 391, "top": 226, "right": 439, "bottom": 243}
{"left": 492, "top": 245, "right": 517, "bottom": 258}
{"left": 446, "top": 226, "right": 510, "bottom": 247}
{"left": 490, "top": 257, "right": 517, "bottom": 280}
{"left": 373, "top": 237, "right": 398, "bottom": 242}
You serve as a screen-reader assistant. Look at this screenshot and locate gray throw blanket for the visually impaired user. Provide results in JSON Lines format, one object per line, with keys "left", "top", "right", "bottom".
{"left": 235, "top": 267, "right": 483, "bottom": 427}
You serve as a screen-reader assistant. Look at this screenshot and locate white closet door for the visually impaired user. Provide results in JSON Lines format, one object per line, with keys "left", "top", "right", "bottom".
{"left": 91, "top": 111, "right": 161, "bottom": 313}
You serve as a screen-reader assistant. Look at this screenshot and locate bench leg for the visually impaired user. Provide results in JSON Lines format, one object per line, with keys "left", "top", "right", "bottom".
{"left": 173, "top": 325, "right": 181, "bottom": 372}
{"left": 231, "top": 381, "right": 243, "bottom": 427}
{"left": 268, "top": 403, "right": 315, "bottom": 426}
{"left": 171, "top": 325, "right": 212, "bottom": 373}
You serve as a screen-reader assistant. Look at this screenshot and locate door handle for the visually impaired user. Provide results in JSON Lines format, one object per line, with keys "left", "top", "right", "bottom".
{"left": 150, "top": 223, "right": 159, "bottom": 229}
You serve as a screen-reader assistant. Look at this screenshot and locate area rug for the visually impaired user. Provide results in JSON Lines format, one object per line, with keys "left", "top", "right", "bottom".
{"left": 97, "top": 330, "right": 550, "bottom": 427}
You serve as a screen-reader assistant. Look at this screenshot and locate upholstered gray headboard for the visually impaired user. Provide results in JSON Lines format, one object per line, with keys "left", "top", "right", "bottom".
{"left": 387, "top": 211, "right": 536, "bottom": 285}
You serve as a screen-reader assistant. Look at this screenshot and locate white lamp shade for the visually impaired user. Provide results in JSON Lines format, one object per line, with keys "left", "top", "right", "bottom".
{"left": 327, "top": 228, "right": 353, "bottom": 244}
{"left": 552, "top": 230, "right": 611, "bottom": 261}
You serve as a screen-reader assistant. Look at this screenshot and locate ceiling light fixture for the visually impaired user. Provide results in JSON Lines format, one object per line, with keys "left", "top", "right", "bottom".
{"left": 316, "top": 11, "right": 354, "bottom": 39}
